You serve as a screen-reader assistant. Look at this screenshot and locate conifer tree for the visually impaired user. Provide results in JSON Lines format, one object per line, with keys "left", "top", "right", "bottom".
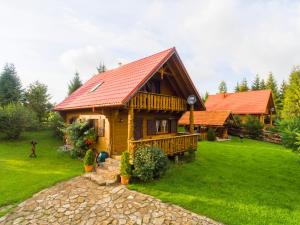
{"left": 282, "top": 68, "right": 300, "bottom": 119}
{"left": 234, "top": 82, "right": 240, "bottom": 93}
{"left": 218, "top": 81, "right": 227, "bottom": 93}
{"left": 239, "top": 78, "right": 249, "bottom": 92}
{"left": 202, "top": 91, "right": 209, "bottom": 102}
{"left": 260, "top": 79, "right": 266, "bottom": 89}
{"left": 251, "top": 74, "right": 261, "bottom": 90}
{"left": 277, "top": 80, "right": 287, "bottom": 113}
{"left": 68, "top": 72, "right": 82, "bottom": 95}
{"left": 266, "top": 72, "right": 279, "bottom": 108}
{"left": 0, "top": 63, "right": 23, "bottom": 105}
{"left": 97, "top": 62, "right": 106, "bottom": 73}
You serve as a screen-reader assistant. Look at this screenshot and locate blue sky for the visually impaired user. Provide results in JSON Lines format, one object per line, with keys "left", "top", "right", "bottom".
{"left": 1, "top": 0, "right": 300, "bottom": 103}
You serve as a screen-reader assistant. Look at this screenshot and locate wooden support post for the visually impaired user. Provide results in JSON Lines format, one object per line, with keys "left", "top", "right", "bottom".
{"left": 128, "top": 102, "right": 134, "bottom": 151}
{"left": 270, "top": 111, "right": 273, "bottom": 126}
{"left": 189, "top": 104, "right": 195, "bottom": 134}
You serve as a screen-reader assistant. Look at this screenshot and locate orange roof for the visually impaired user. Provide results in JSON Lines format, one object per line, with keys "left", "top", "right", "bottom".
{"left": 55, "top": 47, "right": 203, "bottom": 111}
{"left": 205, "top": 90, "right": 274, "bottom": 115}
{"left": 179, "top": 111, "right": 233, "bottom": 126}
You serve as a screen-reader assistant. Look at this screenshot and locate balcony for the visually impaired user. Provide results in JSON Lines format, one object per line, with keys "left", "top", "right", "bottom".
{"left": 128, "top": 134, "right": 199, "bottom": 157}
{"left": 130, "top": 92, "right": 187, "bottom": 111}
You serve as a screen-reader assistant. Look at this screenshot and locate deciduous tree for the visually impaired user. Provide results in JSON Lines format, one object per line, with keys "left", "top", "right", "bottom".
{"left": 218, "top": 81, "right": 227, "bottom": 93}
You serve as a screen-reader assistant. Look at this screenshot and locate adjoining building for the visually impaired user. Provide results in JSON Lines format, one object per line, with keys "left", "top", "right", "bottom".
{"left": 205, "top": 90, "right": 276, "bottom": 127}
{"left": 179, "top": 111, "right": 236, "bottom": 139}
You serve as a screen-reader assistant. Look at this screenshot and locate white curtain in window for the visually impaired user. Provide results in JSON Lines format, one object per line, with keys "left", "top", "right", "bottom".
{"left": 162, "top": 120, "right": 167, "bottom": 132}
{"left": 156, "top": 120, "right": 160, "bottom": 133}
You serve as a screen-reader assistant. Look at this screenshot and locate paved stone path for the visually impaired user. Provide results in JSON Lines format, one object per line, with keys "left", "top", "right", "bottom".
{"left": 0, "top": 177, "right": 221, "bottom": 225}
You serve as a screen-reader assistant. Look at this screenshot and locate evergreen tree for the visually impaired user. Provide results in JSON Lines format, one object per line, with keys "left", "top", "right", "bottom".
{"left": 202, "top": 91, "right": 209, "bottom": 103}
{"left": 251, "top": 74, "right": 261, "bottom": 90}
{"left": 24, "top": 81, "right": 51, "bottom": 122}
{"left": 277, "top": 80, "right": 287, "bottom": 113}
{"left": 68, "top": 72, "right": 82, "bottom": 95}
{"left": 266, "top": 72, "right": 279, "bottom": 108}
{"left": 0, "top": 63, "right": 23, "bottom": 105}
{"left": 260, "top": 79, "right": 266, "bottom": 89}
{"left": 218, "top": 81, "right": 227, "bottom": 93}
{"left": 97, "top": 61, "right": 106, "bottom": 73}
{"left": 234, "top": 82, "right": 240, "bottom": 93}
{"left": 239, "top": 78, "right": 249, "bottom": 92}
{"left": 282, "top": 68, "right": 300, "bottom": 119}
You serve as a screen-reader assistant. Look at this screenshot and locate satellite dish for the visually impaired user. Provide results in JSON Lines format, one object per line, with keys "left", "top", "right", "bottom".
{"left": 187, "top": 95, "right": 197, "bottom": 105}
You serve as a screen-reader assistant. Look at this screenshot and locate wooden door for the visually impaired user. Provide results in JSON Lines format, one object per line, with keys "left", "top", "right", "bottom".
{"left": 134, "top": 117, "right": 143, "bottom": 140}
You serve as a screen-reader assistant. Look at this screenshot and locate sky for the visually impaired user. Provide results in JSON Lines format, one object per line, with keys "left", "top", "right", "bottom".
{"left": 1, "top": 0, "right": 300, "bottom": 103}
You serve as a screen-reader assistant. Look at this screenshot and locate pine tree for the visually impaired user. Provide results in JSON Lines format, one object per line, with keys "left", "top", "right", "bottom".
{"left": 260, "top": 79, "right": 266, "bottom": 89}
{"left": 277, "top": 80, "right": 287, "bottom": 113}
{"left": 218, "top": 81, "right": 227, "bottom": 93}
{"left": 282, "top": 68, "right": 300, "bottom": 119}
{"left": 251, "top": 74, "right": 261, "bottom": 90}
{"left": 0, "top": 63, "right": 23, "bottom": 105}
{"left": 239, "top": 78, "right": 249, "bottom": 92}
{"left": 24, "top": 81, "right": 51, "bottom": 122}
{"left": 266, "top": 72, "right": 279, "bottom": 108}
{"left": 234, "top": 82, "right": 240, "bottom": 93}
{"left": 97, "top": 62, "right": 106, "bottom": 73}
{"left": 68, "top": 72, "right": 82, "bottom": 95}
{"left": 202, "top": 91, "right": 209, "bottom": 103}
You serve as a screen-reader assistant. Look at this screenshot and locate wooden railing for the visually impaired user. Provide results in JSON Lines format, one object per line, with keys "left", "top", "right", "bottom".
{"left": 129, "top": 134, "right": 199, "bottom": 157}
{"left": 130, "top": 92, "right": 187, "bottom": 111}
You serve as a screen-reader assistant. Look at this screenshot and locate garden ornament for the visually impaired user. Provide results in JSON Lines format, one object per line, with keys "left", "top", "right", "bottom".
{"left": 29, "top": 140, "right": 37, "bottom": 158}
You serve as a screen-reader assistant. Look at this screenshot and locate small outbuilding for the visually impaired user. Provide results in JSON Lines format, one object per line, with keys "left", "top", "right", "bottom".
{"left": 179, "top": 111, "right": 236, "bottom": 139}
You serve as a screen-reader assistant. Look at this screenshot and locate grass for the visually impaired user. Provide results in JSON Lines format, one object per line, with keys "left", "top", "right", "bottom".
{"left": 129, "top": 138, "right": 300, "bottom": 225}
{"left": 0, "top": 130, "right": 83, "bottom": 216}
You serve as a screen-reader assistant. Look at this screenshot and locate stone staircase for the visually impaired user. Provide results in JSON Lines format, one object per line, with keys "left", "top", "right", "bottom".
{"left": 83, "top": 158, "right": 120, "bottom": 186}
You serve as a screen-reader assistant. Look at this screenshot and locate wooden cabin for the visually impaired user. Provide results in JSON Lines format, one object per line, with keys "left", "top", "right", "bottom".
{"left": 179, "top": 111, "right": 235, "bottom": 139}
{"left": 54, "top": 47, "right": 205, "bottom": 158}
{"left": 205, "top": 90, "right": 276, "bottom": 127}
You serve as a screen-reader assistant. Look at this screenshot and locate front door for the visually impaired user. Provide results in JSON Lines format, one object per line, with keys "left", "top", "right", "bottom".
{"left": 134, "top": 117, "right": 143, "bottom": 140}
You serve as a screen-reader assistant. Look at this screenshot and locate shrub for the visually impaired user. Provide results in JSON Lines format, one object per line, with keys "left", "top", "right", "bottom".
{"left": 133, "top": 146, "right": 169, "bottom": 182}
{"left": 120, "top": 151, "right": 132, "bottom": 177}
{"left": 47, "top": 112, "right": 64, "bottom": 138}
{"left": 83, "top": 149, "right": 94, "bottom": 166}
{"left": 295, "top": 133, "right": 300, "bottom": 153}
{"left": 233, "top": 115, "right": 242, "bottom": 127}
{"left": 207, "top": 128, "right": 216, "bottom": 141}
{"left": 0, "top": 103, "right": 38, "bottom": 139}
{"left": 61, "top": 121, "right": 97, "bottom": 158}
{"left": 279, "top": 117, "right": 300, "bottom": 151}
{"left": 244, "top": 115, "right": 263, "bottom": 139}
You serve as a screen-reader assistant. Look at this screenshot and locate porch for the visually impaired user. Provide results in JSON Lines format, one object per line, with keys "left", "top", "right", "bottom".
{"left": 128, "top": 134, "right": 199, "bottom": 157}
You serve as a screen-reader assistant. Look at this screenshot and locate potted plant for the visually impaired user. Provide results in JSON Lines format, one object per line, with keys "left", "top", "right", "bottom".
{"left": 83, "top": 149, "right": 94, "bottom": 172}
{"left": 120, "top": 151, "right": 132, "bottom": 185}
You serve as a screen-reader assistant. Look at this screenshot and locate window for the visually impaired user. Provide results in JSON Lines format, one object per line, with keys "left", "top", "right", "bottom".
{"left": 88, "top": 118, "right": 105, "bottom": 137}
{"left": 148, "top": 119, "right": 172, "bottom": 135}
{"left": 98, "top": 119, "right": 105, "bottom": 137}
{"left": 90, "top": 82, "right": 104, "bottom": 92}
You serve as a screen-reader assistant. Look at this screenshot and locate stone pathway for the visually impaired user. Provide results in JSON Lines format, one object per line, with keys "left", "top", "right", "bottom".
{"left": 0, "top": 177, "right": 221, "bottom": 225}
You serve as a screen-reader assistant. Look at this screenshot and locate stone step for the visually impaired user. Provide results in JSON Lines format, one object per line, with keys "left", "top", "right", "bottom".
{"left": 83, "top": 172, "right": 119, "bottom": 186}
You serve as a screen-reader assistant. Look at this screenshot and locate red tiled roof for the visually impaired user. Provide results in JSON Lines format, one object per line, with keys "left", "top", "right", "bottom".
{"left": 179, "top": 111, "right": 232, "bottom": 126}
{"left": 55, "top": 47, "right": 203, "bottom": 111}
{"left": 205, "top": 90, "right": 274, "bottom": 114}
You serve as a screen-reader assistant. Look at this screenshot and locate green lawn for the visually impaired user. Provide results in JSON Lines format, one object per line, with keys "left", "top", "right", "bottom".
{"left": 129, "top": 138, "right": 300, "bottom": 225}
{"left": 0, "top": 130, "right": 82, "bottom": 216}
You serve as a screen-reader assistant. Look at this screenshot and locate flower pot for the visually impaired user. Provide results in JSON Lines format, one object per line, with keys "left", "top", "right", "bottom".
{"left": 84, "top": 165, "right": 93, "bottom": 172}
{"left": 120, "top": 175, "right": 130, "bottom": 185}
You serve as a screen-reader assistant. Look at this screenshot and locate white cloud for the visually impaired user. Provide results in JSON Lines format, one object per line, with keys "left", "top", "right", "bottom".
{"left": 0, "top": 0, "right": 300, "bottom": 102}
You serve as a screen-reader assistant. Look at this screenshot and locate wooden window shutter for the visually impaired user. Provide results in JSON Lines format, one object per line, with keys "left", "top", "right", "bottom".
{"left": 147, "top": 120, "right": 156, "bottom": 135}
{"left": 170, "top": 119, "right": 177, "bottom": 133}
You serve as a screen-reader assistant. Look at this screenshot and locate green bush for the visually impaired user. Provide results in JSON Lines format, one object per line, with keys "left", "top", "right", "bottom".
{"left": 244, "top": 115, "right": 263, "bottom": 139}
{"left": 295, "top": 133, "right": 300, "bottom": 153}
{"left": 120, "top": 151, "right": 132, "bottom": 177}
{"left": 207, "top": 128, "right": 216, "bottom": 141}
{"left": 0, "top": 103, "right": 38, "bottom": 139}
{"left": 133, "top": 146, "right": 169, "bottom": 182}
{"left": 233, "top": 115, "right": 242, "bottom": 127}
{"left": 47, "top": 112, "right": 64, "bottom": 138}
{"left": 61, "top": 121, "right": 96, "bottom": 158}
{"left": 83, "top": 149, "right": 94, "bottom": 165}
{"left": 279, "top": 117, "right": 300, "bottom": 151}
